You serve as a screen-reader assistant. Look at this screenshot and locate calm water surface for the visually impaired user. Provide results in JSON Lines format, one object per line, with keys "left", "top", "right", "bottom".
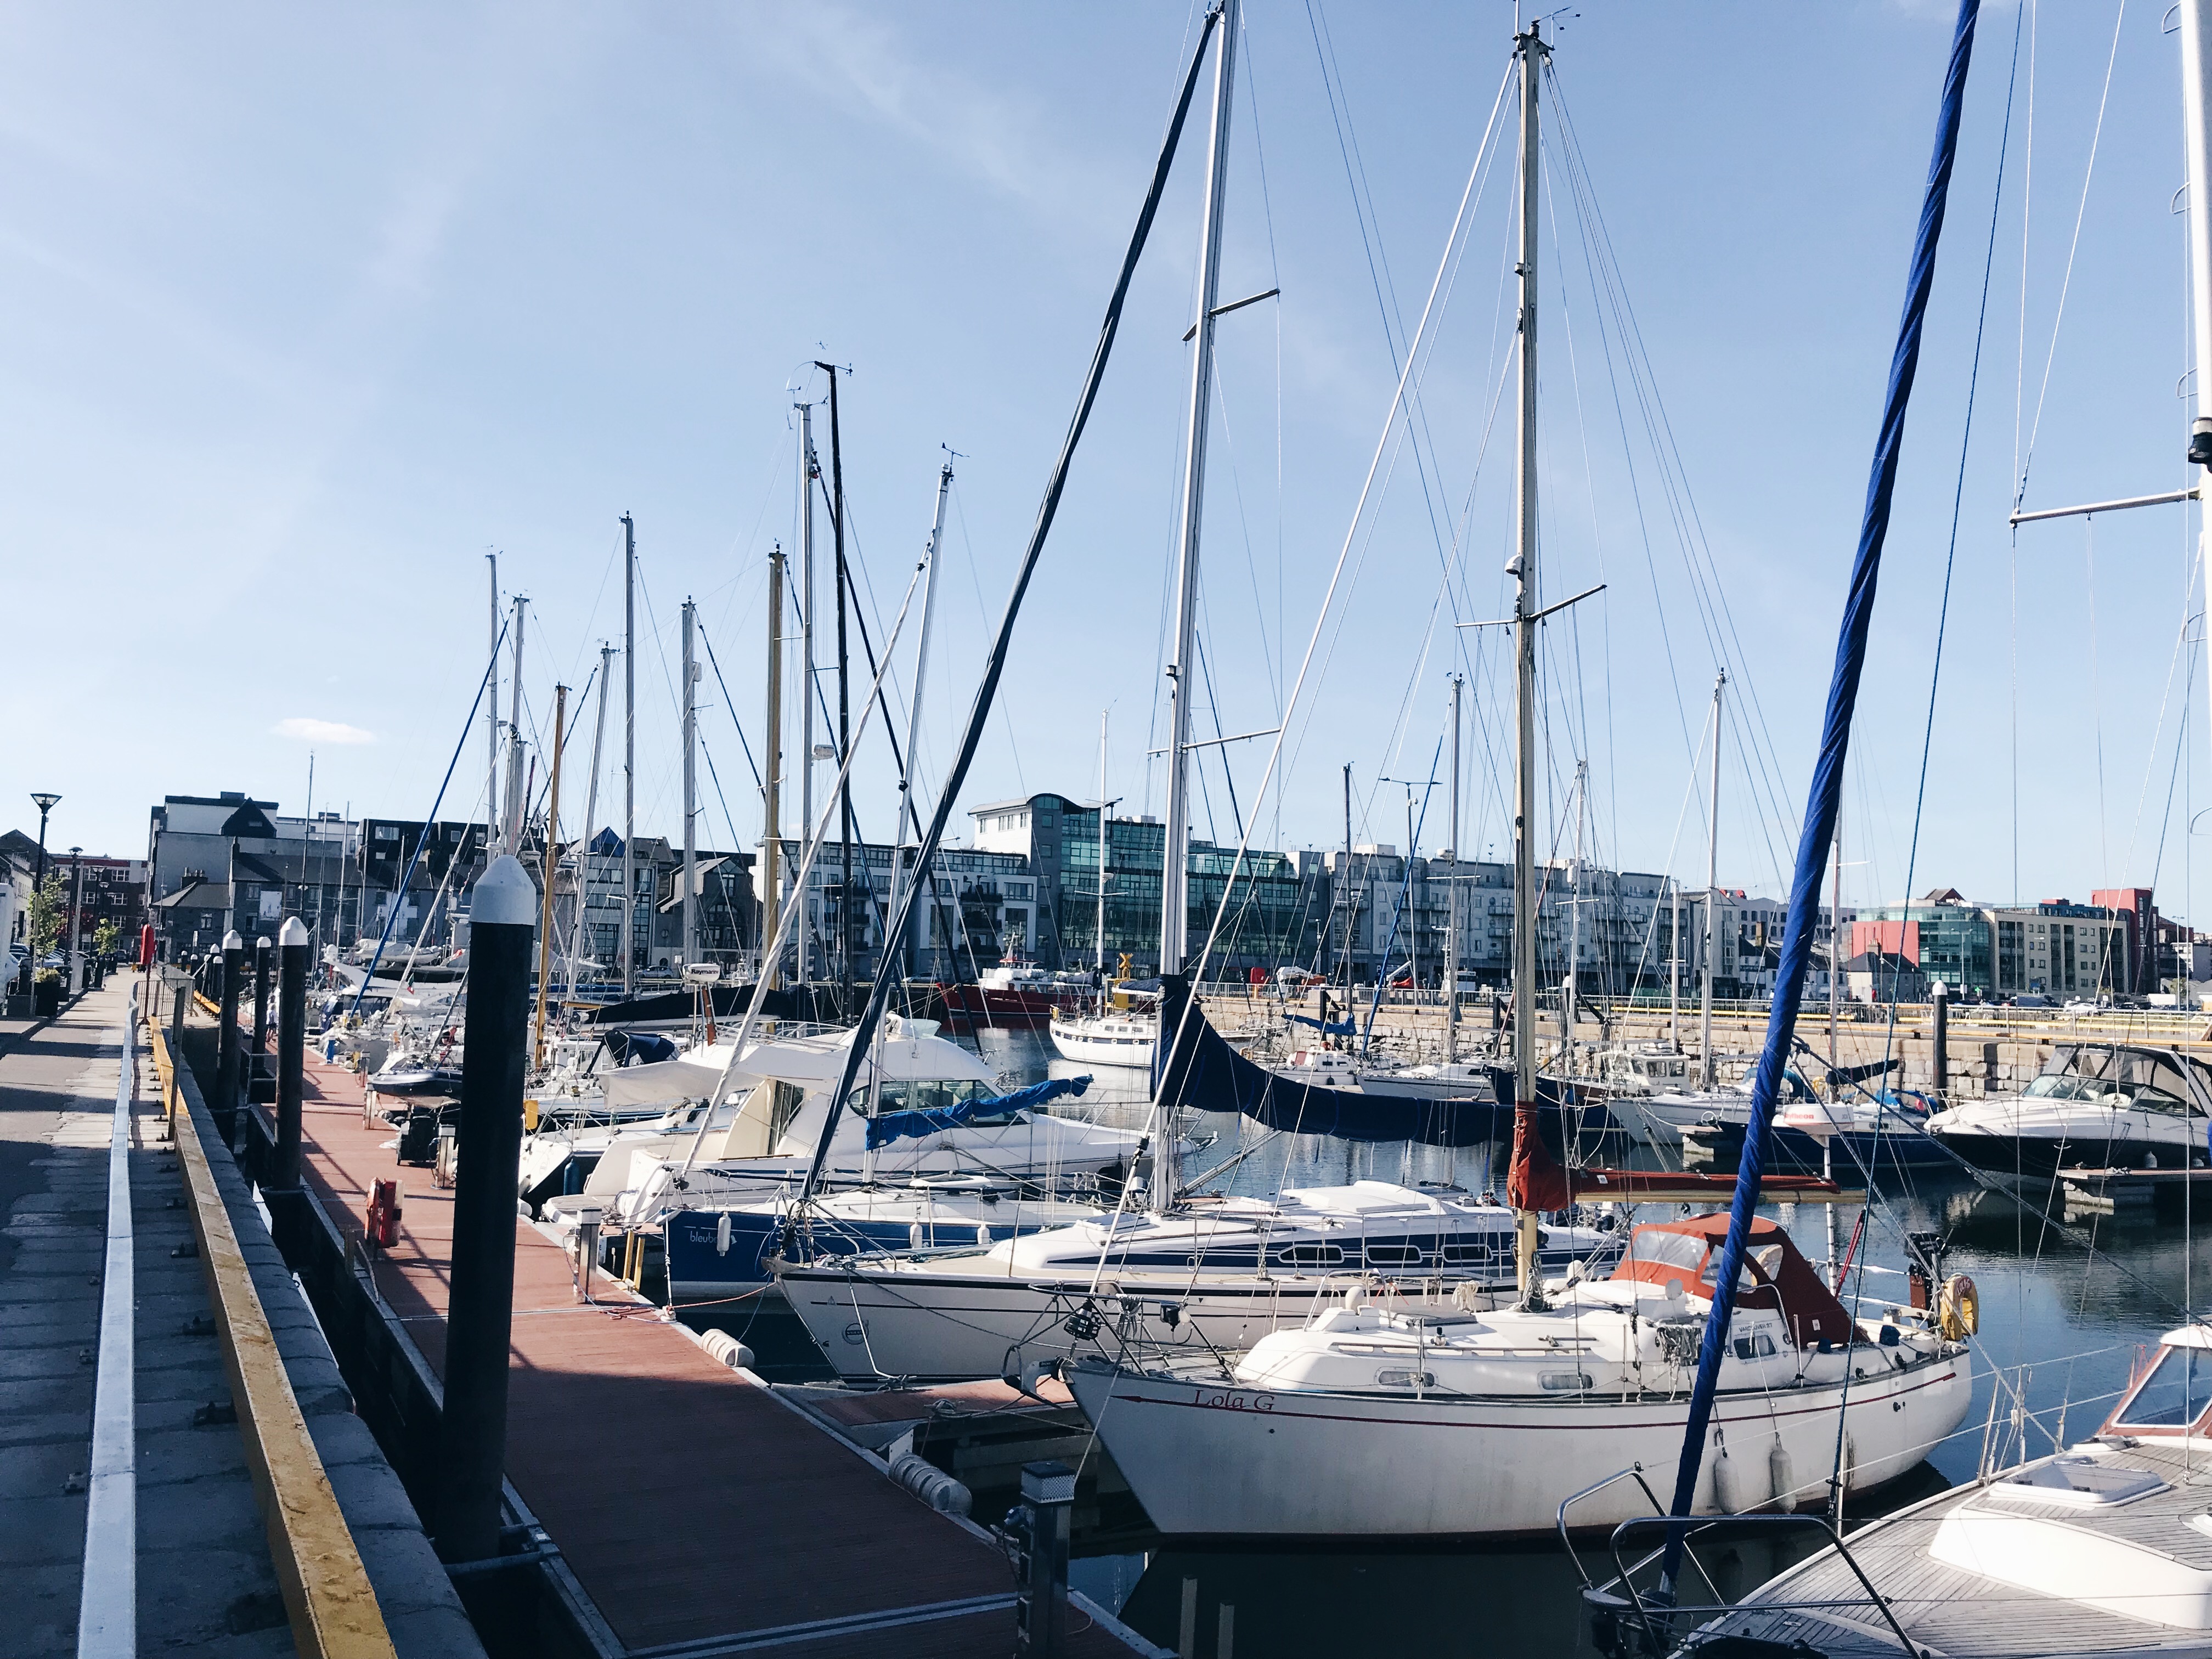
{"left": 709, "top": 1028, "right": 2211, "bottom": 1657}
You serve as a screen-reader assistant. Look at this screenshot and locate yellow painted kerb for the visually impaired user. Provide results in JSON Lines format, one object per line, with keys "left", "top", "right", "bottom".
{"left": 148, "top": 1017, "right": 400, "bottom": 1659}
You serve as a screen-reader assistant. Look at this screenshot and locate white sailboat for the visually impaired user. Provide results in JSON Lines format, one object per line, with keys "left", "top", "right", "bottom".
{"left": 1049, "top": 710, "right": 1159, "bottom": 1069}
{"left": 1066, "top": 1214, "right": 1971, "bottom": 1538}
{"left": 1064, "top": 18, "right": 1972, "bottom": 1541}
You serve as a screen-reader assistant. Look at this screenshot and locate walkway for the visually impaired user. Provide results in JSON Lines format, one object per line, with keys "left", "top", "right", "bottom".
{"left": 0, "top": 983, "right": 292, "bottom": 1655}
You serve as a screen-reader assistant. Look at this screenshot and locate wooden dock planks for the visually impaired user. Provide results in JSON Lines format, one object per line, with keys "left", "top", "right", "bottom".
{"left": 287, "top": 1051, "right": 1144, "bottom": 1656}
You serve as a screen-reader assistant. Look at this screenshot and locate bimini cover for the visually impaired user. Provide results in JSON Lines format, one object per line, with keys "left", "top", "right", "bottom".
{"left": 865, "top": 1074, "right": 1094, "bottom": 1150}
{"left": 1609, "top": 1214, "right": 1854, "bottom": 1347}
{"left": 602, "top": 1030, "right": 678, "bottom": 1068}
{"left": 1154, "top": 975, "right": 1502, "bottom": 1147}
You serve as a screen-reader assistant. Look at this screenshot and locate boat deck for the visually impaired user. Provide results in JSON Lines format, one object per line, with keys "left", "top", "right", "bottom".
{"left": 1681, "top": 1440, "right": 2212, "bottom": 1656}
{"left": 291, "top": 1048, "right": 1152, "bottom": 1657}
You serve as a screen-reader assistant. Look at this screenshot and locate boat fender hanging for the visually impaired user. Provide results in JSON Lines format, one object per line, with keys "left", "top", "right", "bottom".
{"left": 1768, "top": 1439, "right": 1796, "bottom": 1514}
{"left": 975, "top": 1223, "right": 993, "bottom": 1246}
{"left": 1712, "top": 1429, "right": 1753, "bottom": 1515}
{"left": 909, "top": 1222, "right": 926, "bottom": 1253}
{"left": 1939, "top": 1273, "right": 1979, "bottom": 1340}
{"left": 715, "top": 1212, "right": 732, "bottom": 1257}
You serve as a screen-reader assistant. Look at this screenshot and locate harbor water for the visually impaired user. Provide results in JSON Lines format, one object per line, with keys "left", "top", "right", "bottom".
{"left": 693, "top": 1026, "right": 2196, "bottom": 1657}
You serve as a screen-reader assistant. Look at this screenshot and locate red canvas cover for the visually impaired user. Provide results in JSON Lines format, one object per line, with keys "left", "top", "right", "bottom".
{"left": 1608, "top": 1213, "right": 1855, "bottom": 1347}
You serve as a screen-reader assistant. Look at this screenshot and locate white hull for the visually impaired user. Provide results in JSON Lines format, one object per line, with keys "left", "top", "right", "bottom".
{"left": 1357, "top": 1066, "right": 1497, "bottom": 1101}
{"left": 780, "top": 1267, "right": 1398, "bottom": 1384}
{"left": 1610, "top": 1091, "right": 1752, "bottom": 1149}
{"left": 1066, "top": 1350, "right": 1972, "bottom": 1538}
{"left": 1047, "top": 1014, "right": 1156, "bottom": 1069}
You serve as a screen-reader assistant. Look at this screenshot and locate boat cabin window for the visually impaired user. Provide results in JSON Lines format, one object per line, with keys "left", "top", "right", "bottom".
{"left": 2113, "top": 1344, "right": 2212, "bottom": 1432}
{"left": 1625, "top": 1229, "right": 1711, "bottom": 1279}
{"left": 1731, "top": 1331, "right": 1777, "bottom": 1361}
{"left": 844, "top": 1079, "right": 999, "bottom": 1119}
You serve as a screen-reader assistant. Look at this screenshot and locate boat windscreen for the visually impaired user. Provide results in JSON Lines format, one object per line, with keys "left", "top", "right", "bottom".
{"left": 2112, "top": 1344, "right": 2212, "bottom": 1432}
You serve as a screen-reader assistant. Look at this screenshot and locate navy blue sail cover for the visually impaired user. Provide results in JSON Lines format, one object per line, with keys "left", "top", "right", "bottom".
{"left": 864, "top": 1074, "right": 1094, "bottom": 1150}
{"left": 1154, "top": 975, "right": 1503, "bottom": 1146}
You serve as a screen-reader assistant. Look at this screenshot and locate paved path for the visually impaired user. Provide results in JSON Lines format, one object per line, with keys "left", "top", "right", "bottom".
{"left": 0, "top": 983, "right": 291, "bottom": 1655}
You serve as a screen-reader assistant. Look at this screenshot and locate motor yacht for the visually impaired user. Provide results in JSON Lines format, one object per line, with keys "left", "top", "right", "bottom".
{"left": 1926, "top": 1042, "right": 2212, "bottom": 1181}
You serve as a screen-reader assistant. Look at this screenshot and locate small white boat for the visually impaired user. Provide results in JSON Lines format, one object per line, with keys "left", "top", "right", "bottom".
{"left": 1066, "top": 1212, "right": 1974, "bottom": 1539}
{"left": 1048, "top": 1006, "right": 1156, "bottom": 1068}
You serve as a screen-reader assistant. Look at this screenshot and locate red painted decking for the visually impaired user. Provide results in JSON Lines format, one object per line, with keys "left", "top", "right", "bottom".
{"left": 293, "top": 1052, "right": 1144, "bottom": 1657}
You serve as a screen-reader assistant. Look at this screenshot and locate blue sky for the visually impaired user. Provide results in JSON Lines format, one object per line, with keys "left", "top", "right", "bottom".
{"left": 5, "top": 1, "right": 2205, "bottom": 926}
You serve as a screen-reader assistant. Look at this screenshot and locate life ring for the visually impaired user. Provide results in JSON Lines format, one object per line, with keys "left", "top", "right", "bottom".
{"left": 1939, "top": 1273, "right": 1979, "bottom": 1340}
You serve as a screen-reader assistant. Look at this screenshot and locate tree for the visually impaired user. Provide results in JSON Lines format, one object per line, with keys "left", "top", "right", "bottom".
{"left": 93, "top": 919, "right": 120, "bottom": 960}
{"left": 28, "top": 871, "right": 66, "bottom": 961}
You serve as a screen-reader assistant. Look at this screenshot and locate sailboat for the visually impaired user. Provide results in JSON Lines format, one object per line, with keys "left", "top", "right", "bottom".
{"left": 1051, "top": 712, "right": 1161, "bottom": 1069}
{"left": 775, "top": 0, "right": 1639, "bottom": 1382}
{"left": 1065, "top": 18, "right": 1968, "bottom": 1539}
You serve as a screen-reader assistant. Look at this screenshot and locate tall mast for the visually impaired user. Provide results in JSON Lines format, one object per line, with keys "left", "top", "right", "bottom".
{"left": 681, "top": 599, "right": 698, "bottom": 968}
{"left": 1509, "top": 20, "right": 1547, "bottom": 1295}
{"left": 820, "top": 363, "right": 855, "bottom": 1003}
{"left": 798, "top": 402, "right": 817, "bottom": 986}
{"left": 620, "top": 515, "right": 636, "bottom": 996}
{"left": 573, "top": 642, "right": 612, "bottom": 992}
{"left": 1564, "top": 760, "right": 1585, "bottom": 1074}
{"left": 1670, "top": 879, "right": 1681, "bottom": 1050}
{"left": 1446, "top": 675, "right": 1461, "bottom": 1063}
{"left": 763, "top": 545, "right": 786, "bottom": 989}
{"left": 1158, "top": 0, "right": 1238, "bottom": 978}
{"left": 534, "top": 682, "right": 567, "bottom": 1071}
{"left": 885, "top": 462, "right": 951, "bottom": 984}
{"left": 1700, "top": 669, "right": 1726, "bottom": 1088}
{"left": 1097, "top": 711, "right": 1110, "bottom": 978}
{"left": 504, "top": 597, "right": 528, "bottom": 855}
{"left": 2183, "top": 4, "right": 2212, "bottom": 792}
{"left": 486, "top": 553, "right": 499, "bottom": 848}
{"left": 1341, "top": 764, "right": 1354, "bottom": 996}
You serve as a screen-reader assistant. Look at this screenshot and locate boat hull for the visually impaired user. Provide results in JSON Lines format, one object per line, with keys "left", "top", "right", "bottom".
{"left": 777, "top": 1240, "right": 1609, "bottom": 1385}
{"left": 1065, "top": 1350, "right": 1972, "bottom": 1539}
{"left": 1048, "top": 1018, "right": 1156, "bottom": 1069}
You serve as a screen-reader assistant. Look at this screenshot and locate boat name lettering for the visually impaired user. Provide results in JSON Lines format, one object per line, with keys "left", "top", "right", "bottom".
{"left": 1199, "top": 1390, "right": 1274, "bottom": 1413}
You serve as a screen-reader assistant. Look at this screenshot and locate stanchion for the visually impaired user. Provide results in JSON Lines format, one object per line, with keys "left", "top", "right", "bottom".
{"left": 435, "top": 855, "right": 534, "bottom": 1565}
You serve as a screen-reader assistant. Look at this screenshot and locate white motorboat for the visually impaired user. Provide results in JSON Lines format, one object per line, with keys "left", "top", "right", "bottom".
{"left": 1048, "top": 1006, "right": 1156, "bottom": 1069}
{"left": 1065, "top": 1212, "right": 1974, "bottom": 1539}
{"left": 1926, "top": 1042, "right": 2212, "bottom": 1183}
{"left": 538, "top": 1017, "right": 1157, "bottom": 1233}
{"left": 774, "top": 1180, "right": 1621, "bottom": 1384}
{"left": 1647, "top": 1324, "right": 2212, "bottom": 1659}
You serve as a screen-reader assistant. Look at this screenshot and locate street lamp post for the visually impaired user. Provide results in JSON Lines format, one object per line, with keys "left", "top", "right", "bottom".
{"left": 29, "top": 793, "right": 59, "bottom": 889}
{"left": 69, "top": 847, "right": 85, "bottom": 992}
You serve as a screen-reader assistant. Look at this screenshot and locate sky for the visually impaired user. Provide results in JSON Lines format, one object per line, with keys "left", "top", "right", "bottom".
{"left": 4, "top": 1, "right": 2208, "bottom": 929}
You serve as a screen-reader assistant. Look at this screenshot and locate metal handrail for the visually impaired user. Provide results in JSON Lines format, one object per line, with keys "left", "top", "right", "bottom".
{"left": 1599, "top": 1513, "right": 1924, "bottom": 1658}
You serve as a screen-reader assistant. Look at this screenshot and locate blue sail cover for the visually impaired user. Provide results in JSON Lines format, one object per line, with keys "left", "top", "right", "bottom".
{"left": 864, "top": 1074, "right": 1094, "bottom": 1150}
{"left": 1661, "top": 0, "right": 1984, "bottom": 1576}
{"left": 1154, "top": 976, "right": 1505, "bottom": 1146}
{"left": 1285, "top": 1013, "right": 1358, "bottom": 1037}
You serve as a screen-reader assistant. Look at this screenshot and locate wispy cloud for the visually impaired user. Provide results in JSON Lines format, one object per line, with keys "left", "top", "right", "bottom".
{"left": 274, "top": 717, "right": 374, "bottom": 744}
